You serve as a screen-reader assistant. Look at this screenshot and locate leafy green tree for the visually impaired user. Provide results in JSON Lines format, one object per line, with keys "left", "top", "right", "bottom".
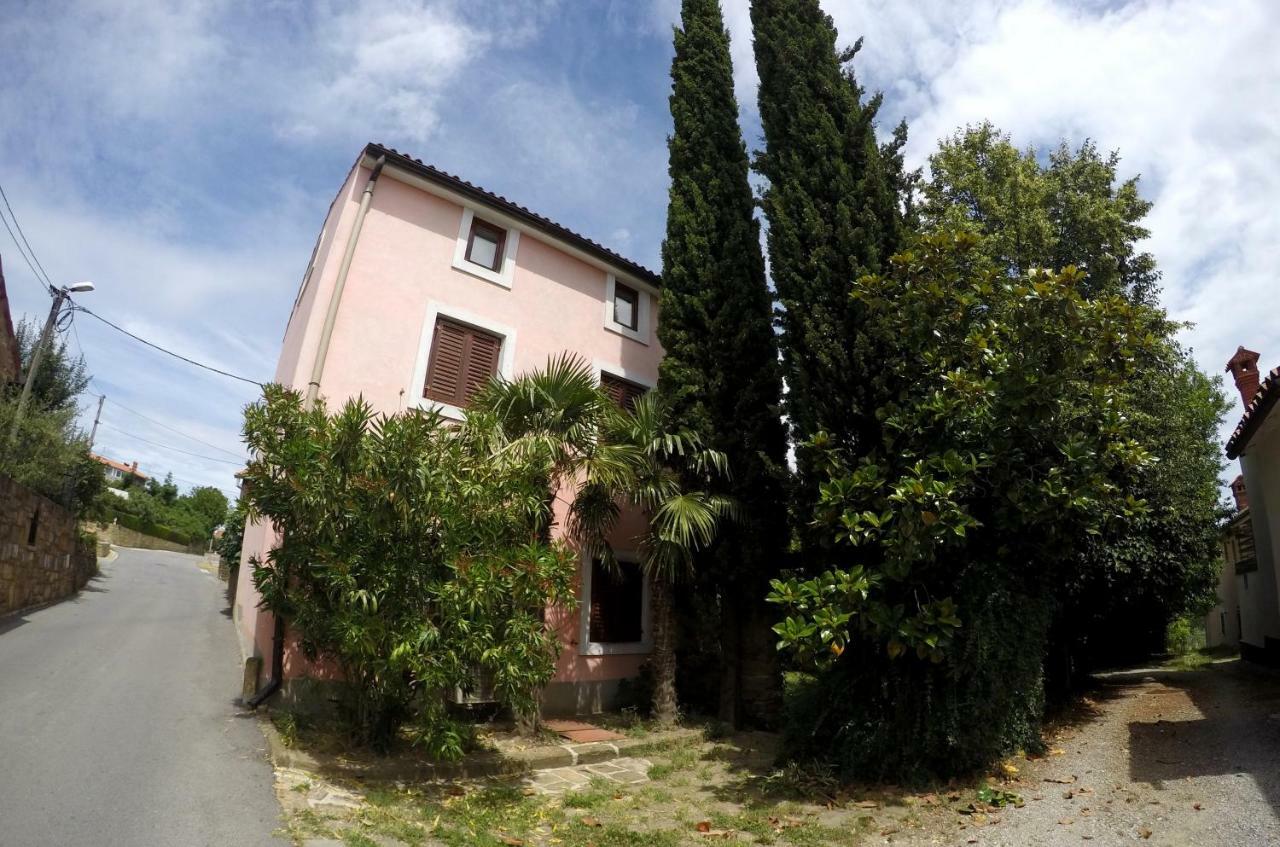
{"left": 217, "top": 499, "right": 246, "bottom": 569}
{"left": 146, "top": 472, "right": 179, "bottom": 505}
{"left": 242, "top": 385, "right": 577, "bottom": 752}
{"left": 751, "top": 0, "right": 903, "bottom": 520}
{"left": 11, "top": 317, "right": 90, "bottom": 412}
{"left": 921, "top": 124, "right": 1228, "bottom": 682}
{"left": 658, "top": 0, "right": 788, "bottom": 726}
{"left": 769, "top": 231, "right": 1162, "bottom": 778}
{"left": 182, "top": 486, "right": 229, "bottom": 537}
{"left": 470, "top": 356, "right": 733, "bottom": 725}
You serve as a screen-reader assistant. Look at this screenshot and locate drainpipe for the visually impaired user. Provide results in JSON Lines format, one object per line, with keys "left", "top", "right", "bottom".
{"left": 247, "top": 154, "right": 386, "bottom": 710}
{"left": 306, "top": 154, "right": 386, "bottom": 407}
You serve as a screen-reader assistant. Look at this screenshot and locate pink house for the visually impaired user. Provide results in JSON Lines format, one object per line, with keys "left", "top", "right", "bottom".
{"left": 234, "top": 143, "right": 663, "bottom": 715}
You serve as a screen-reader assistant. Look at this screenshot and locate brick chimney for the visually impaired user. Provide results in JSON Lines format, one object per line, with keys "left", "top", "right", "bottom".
{"left": 1230, "top": 474, "right": 1249, "bottom": 512}
{"left": 130, "top": 461, "right": 138, "bottom": 473}
{"left": 1226, "top": 346, "right": 1262, "bottom": 406}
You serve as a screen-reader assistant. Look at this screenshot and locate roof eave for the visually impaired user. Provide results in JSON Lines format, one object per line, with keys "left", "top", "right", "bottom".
{"left": 361, "top": 143, "right": 661, "bottom": 289}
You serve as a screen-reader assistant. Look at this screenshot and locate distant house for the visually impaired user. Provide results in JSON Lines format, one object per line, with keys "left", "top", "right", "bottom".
{"left": 1222, "top": 347, "right": 1280, "bottom": 664}
{"left": 235, "top": 143, "right": 662, "bottom": 714}
{"left": 91, "top": 454, "right": 149, "bottom": 486}
{"left": 0, "top": 254, "right": 23, "bottom": 385}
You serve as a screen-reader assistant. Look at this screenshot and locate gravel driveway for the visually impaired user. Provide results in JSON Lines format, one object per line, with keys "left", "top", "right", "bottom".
{"left": 944, "top": 658, "right": 1280, "bottom": 846}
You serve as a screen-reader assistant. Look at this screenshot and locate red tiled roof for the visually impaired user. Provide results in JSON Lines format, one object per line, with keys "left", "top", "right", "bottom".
{"left": 365, "top": 143, "right": 661, "bottom": 287}
{"left": 90, "top": 453, "right": 151, "bottom": 481}
{"left": 1226, "top": 364, "right": 1280, "bottom": 459}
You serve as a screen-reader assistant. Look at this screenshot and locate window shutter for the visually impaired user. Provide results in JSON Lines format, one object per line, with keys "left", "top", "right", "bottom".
{"left": 424, "top": 317, "right": 501, "bottom": 407}
{"left": 463, "top": 331, "right": 501, "bottom": 402}
{"left": 601, "top": 373, "right": 646, "bottom": 412}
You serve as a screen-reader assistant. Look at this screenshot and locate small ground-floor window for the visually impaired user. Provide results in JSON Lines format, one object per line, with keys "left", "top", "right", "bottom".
{"left": 588, "top": 559, "right": 643, "bottom": 644}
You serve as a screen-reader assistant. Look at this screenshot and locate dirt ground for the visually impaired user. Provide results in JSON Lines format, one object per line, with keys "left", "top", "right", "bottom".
{"left": 273, "top": 658, "right": 1280, "bottom": 847}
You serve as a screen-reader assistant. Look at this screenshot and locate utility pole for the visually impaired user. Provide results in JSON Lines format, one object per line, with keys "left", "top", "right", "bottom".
{"left": 6, "top": 281, "right": 94, "bottom": 451}
{"left": 88, "top": 393, "right": 105, "bottom": 449}
{"left": 8, "top": 288, "right": 68, "bottom": 450}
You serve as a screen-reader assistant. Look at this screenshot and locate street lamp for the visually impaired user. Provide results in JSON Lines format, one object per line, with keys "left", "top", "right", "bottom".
{"left": 6, "top": 282, "right": 95, "bottom": 449}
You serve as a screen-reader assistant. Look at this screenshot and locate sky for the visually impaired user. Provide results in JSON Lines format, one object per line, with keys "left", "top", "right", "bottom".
{"left": 0, "top": 0, "right": 1276, "bottom": 499}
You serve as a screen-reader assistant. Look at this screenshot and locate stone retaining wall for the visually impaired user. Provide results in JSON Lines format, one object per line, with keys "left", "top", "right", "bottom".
{"left": 0, "top": 475, "right": 97, "bottom": 616}
{"left": 86, "top": 520, "right": 204, "bottom": 555}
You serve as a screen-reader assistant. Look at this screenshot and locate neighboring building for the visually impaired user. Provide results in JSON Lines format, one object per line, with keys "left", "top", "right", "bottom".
{"left": 234, "top": 144, "right": 663, "bottom": 714}
{"left": 91, "top": 453, "right": 149, "bottom": 485}
{"left": 1204, "top": 476, "right": 1248, "bottom": 648}
{"left": 0, "top": 254, "right": 23, "bottom": 385}
{"left": 1224, "top": 346, "right": 1280, "bottom": 664}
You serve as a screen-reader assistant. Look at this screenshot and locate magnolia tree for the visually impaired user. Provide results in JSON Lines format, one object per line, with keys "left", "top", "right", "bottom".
{"left": 769, "top": 230, "right": 1163, "bottom": 777}
{"left": 242, "top": 386, "right": 575, "bottom": 754}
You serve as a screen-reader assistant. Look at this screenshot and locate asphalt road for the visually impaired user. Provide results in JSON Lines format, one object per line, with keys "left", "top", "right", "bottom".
{"left": 0, "top": 547, "right": 285, "bottom": 846}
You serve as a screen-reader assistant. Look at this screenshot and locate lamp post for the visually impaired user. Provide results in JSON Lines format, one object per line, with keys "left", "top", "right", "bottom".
{"left": 7, "top": 282, "right": 95, "bottom": 449}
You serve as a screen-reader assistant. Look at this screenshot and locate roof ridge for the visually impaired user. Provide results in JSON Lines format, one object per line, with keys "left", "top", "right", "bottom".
{"left": 366, "top": 143, "right": 660, "bottom": 286}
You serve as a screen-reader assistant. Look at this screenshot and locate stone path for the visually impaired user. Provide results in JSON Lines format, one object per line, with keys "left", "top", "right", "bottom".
{"left": 524, "top": 756, "right": 653, "bottom": 795}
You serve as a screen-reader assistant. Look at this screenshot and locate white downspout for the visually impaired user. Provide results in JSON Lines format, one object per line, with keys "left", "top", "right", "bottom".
{"left": 304, "top": 154, "right": 386, "bottom": 409}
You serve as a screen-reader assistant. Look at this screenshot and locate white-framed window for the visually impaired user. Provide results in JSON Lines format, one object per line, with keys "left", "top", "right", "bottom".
{"left": 603, "top": 273, "right": 651, "bottom": 344}
{"left": 452, "top": 207, "right": 520, "bottom": 288}
{"left": 579, "top": 551, "right": 651, "bottom": 656}
{"left": 410, "top": 302, "right": 517, "bottom": 421}
{"left": 593, "top": 359, "right": 655, "bottom": 412}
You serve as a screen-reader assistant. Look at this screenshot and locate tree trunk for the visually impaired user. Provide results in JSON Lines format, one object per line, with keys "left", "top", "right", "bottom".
{"left": 718, "top": 590, "right": 741, "bottom": 726}
{"left": 650, "top": 575, "right": 678, "bottom": 725}
{"left": 738, "top": 592, "right": 783, "bottom": 728}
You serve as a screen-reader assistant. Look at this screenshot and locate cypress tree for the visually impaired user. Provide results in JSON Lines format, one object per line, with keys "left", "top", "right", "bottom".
{"left": 657, "top": 0, "right": 789, "bottom": 726}
{"left": 751, "top": 0, "right": 903, "bottom": 524}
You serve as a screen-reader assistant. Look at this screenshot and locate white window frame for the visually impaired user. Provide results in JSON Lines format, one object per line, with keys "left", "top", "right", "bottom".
{"left": 452, "top": 207, "right": 520, "bottom": 288}
{"left": 409, "top": 301, "right": 517, "bottom": 421}
{"left": 603, "top": 273, "right": 650, "bottom": 344}
{"left": 579, "top": 550, "right": 652, "bottom": 656}
{"left": 592, "top": 359, "right": 656, "bottom": 395}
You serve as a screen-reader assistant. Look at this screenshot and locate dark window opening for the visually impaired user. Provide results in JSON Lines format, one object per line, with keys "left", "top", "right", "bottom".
{"left": 588, "top": 559, "right": 643, "bottom": 644}
{"left": 465, "top": 217, "right": 506, "bottom": 271}
{"left": 424, "top": 317, "right": 502, "bottom": 408}
{"left": 600, "top": 372, "right": 647, "bottom": 412}
{"left": 613, "top": 282, "right": 639, "bottom": 330}
{"left": 27, "top": 507, "right": 40, "bottom": 546}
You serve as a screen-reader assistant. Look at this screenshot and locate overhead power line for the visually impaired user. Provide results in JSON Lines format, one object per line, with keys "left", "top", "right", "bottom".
{"left": 73, "top": 305, "right": 264, "bottom": 387}
{"left": 90, "top": 391, "right": 244, "bottom": 460}
{"left": 98, "top": 421, "right": 244, "bottom": 466}
{"left": 0, "top": 181, "right": 55, "bottom": 292}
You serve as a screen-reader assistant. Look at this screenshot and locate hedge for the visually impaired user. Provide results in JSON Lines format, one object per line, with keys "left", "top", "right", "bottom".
{"left": 104, "top": 509, "right": 199, "bottom": 546}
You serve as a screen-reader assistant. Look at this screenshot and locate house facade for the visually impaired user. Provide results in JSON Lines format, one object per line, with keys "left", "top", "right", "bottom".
{"left": 234, "top": 144, "right": 663, "bottom": 714}
{"left": 91, "top": 453, "right": 148, "bottom": 486}
{"left": 1222, "top": 347, "right": 1280, "bottom": 663}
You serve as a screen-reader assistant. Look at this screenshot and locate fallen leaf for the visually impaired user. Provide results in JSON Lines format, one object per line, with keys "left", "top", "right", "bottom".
{"left": 880, "top": 827, "right": 900, "bottom": 836}
{"left": 1139, "top": 827, "right": 1153, "bottom": 839}
{"left": 499, "top": 838, "right": 524, "bottom": 846}
{"left": 854, "top": 800, "right": 880, "bottom": 809}
{"left": 1050, "top": 748, "right": 1066, "bottom": 756}
{"left": 1193, "top": 803, "right": 1202, "bottom": 811}
{"left": 580, "top": 817, "right": 602, "bottom": 828}
{"left": 520, "top": 787, "right": 537, "bottom": 796}
{"left": 696, "top": 822, "right": 711, "bottom": 833}
{"left": 1058, "top": 819, "right": 1074, "bottom": 826}
{"left": 1045, "top": 776, "right": 1077, "bottom": 784}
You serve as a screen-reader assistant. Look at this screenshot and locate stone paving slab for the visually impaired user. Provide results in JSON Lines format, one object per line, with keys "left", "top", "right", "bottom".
{"left": 523, "top": 757, "right": 652, "bottom": 795}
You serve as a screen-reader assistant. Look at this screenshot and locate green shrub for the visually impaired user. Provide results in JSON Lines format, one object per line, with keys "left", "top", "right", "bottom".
{"left": 1165, "top": 615, "right": 1205, "bottom": 656}
{"left": 105, "top": 509, "right": 196, "bottom": 546}
{"left": 242, "top": 386, "right": 577, "bottom": 752}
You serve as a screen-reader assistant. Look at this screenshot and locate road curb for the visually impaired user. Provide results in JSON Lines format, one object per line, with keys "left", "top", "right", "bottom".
{"left": 258, "top": 717, "right": 697, "bottom": 783}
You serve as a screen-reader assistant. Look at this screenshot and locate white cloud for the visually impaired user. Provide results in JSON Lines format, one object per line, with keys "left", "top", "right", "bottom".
{"left": 277, "top": 0, "right": 490, "bottom": 143}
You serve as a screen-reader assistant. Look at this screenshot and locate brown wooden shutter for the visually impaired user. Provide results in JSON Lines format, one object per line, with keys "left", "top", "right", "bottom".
{"left": 424, "top": 317, "right": 501, "bottom": 407}
{"left": 600, "top": 372, "right": 646, "bottom": 412}
{"left": 463, "top": 331, "right": 501, "bottom": 403}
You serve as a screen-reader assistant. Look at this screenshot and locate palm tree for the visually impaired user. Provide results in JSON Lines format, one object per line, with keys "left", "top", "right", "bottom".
{"left": 467, "top": 354, "right": 732, "bottom": 725}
